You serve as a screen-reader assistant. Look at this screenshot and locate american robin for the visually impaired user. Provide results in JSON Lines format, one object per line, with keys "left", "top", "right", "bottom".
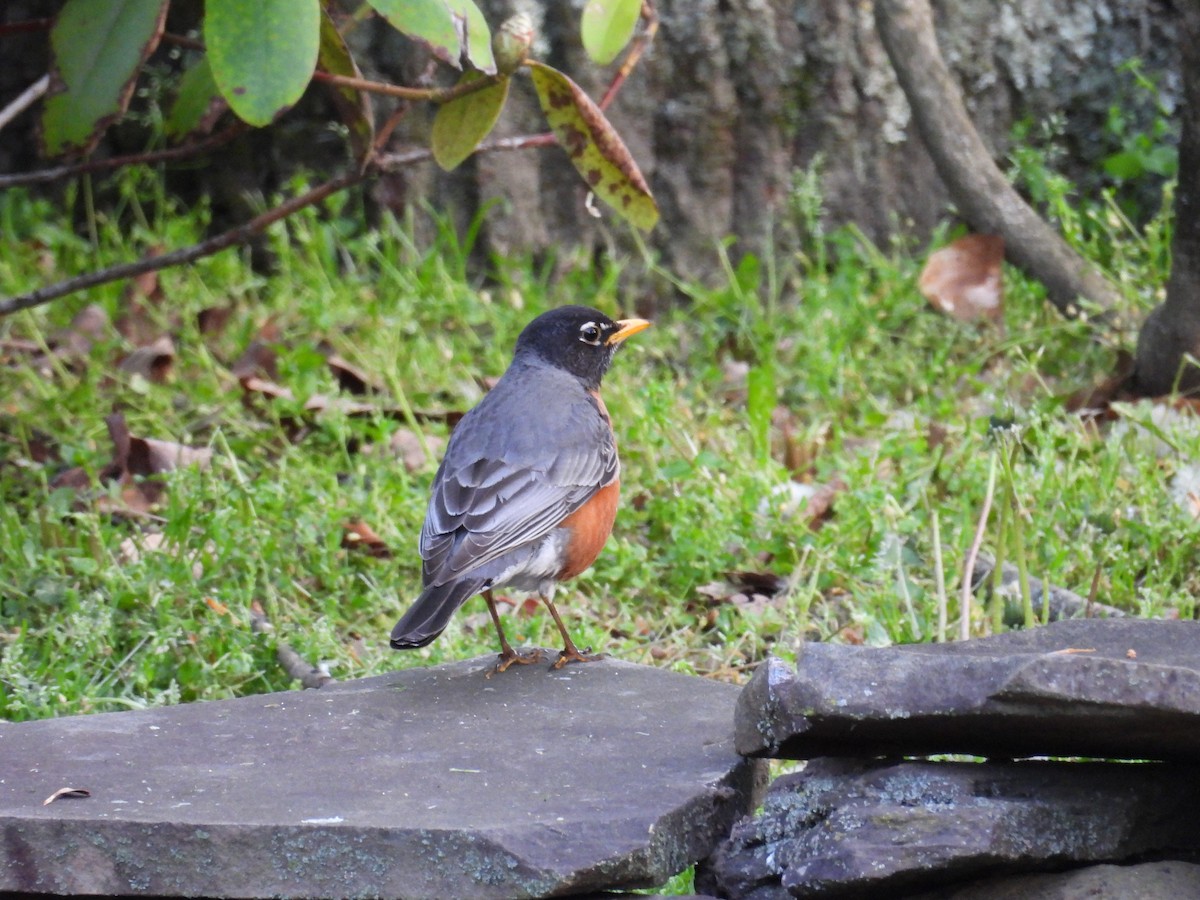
{"left": 390, "top": 305, "right": 650, "bottom": 671}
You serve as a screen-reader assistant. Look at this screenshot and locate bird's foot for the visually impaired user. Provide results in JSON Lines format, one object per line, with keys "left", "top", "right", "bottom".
{"left": 486, "top": 647, "right": 546, "bottom": 678}
{"left": 551, "top": 645, "right": 605, "bottom": 670}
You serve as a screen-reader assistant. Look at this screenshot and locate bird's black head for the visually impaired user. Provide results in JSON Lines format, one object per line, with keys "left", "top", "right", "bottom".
{"left": 513, "top": 305, "right": 650, "bottom": 390}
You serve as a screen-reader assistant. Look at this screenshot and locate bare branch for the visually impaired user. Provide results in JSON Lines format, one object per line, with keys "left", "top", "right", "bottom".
{"left": 249, "top": 604, "right": 336, "bottom": 690}
{"left": 874, "top": 0, "right": 1122, "bottom": 317}
{"left": 0, "top": 75, "right": 50, "bottom": 134}
{"left": 0, "top": 123, "right": 248, "bottom": 189}
{"left": 313, "top": 69, "right": 506, "bottom": 104}
{"left": 0, "top": 169, "right": 364, "bottom": 318}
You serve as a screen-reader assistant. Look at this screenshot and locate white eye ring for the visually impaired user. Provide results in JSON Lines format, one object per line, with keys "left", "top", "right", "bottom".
{"left": 579, "top": 322, "right": 603, "bottom": 345}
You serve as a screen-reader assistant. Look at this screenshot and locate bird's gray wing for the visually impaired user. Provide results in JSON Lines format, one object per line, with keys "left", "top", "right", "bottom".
{"left": 419, "top": 391, "right": 618, "bottom": 586}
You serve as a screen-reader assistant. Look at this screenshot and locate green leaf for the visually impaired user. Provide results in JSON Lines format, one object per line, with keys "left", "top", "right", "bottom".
{"left": 581, "top": 0, "right": 641, "bottom": 66}
{"left": 317, "top": 5, "right": 375, "bottom": 165}
{"left": 206, "top": 0, "right": 321, "bottom": 127}
{"left": 41, "top": 0, "right": 169, "bottom": 157}
{"left": 366, "top": 0, "right": 461, "bottom": 68}
{"left": 431, "top": 72, "right": 509, "bottom": 171}
{"left": 528, "top": 62, "right": 659, "bottom": 231}
{"left": 447, "top": 0, "right": 496, "bottom": 74}
{"left": 164, "top": 56, "right": 224, "bottom": 140}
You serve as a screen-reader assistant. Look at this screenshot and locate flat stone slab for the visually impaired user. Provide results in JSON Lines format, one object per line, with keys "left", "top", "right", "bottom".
{"left": 1, "top": 654, "right": 764, "bottom": 899}
{"left": 737, "top": 619, "right": 1200, "bottom": 761}
{"left": 908, "top": 861, "right": 1200, "bottom": 900}
{"left": 698, "top": 757, "right": 1200, "bottom": 899}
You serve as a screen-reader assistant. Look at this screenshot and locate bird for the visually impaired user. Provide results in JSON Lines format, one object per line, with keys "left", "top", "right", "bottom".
{"left": 390, "top": 305, "right": 651, "bottom": 672}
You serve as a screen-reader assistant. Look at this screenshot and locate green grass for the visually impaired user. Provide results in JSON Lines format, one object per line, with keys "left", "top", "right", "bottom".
{"left": 0, "top": 166, "right": 1193, "bottom": 731}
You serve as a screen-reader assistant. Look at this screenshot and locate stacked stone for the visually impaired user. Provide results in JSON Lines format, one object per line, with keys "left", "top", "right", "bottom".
{"left": 698, "top": 619, "right": 1200, "bottom": 899}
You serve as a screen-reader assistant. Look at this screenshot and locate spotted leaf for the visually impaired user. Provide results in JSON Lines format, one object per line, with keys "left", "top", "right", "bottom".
{"left": 528, "top": 61, "right": 658, "bottom": 231}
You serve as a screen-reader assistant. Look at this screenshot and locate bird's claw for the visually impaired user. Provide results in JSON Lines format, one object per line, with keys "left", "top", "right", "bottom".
{"left": 551, "top": 646, "right": 605, "bottom": 669}
{"left": 486, "top": 647, "right": 546, "bottom": 678}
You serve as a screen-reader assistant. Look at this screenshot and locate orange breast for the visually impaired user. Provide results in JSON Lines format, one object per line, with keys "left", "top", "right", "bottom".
{"left": 556, "top": 479, "right": 620, "bottom": 580}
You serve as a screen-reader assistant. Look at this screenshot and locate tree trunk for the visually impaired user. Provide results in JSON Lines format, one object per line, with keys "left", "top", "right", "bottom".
{"left": 1133, "top": 1, "right": 1200, "bottom": 395}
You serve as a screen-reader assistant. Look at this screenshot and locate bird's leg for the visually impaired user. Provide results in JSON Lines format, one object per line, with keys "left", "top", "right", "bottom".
{"left": 538, "top": 590, "right": 605, "bottom": 669}
{"left": 484, "top": 590, "right": 544, "bottom": 676}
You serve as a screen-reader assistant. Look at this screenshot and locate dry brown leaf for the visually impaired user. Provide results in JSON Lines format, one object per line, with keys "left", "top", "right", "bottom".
{"left": 240, "top": 376, "right": 295, "bottom": 402}
{"left": 302, "top": 394, "right": 378, "bottom": 416}
{"left": 117, "top": 531, "right": 169, "bottom": 565}
{"left": 129, "top": 436, "right": 213, "bottom": 474}
{"left": 230, "top": 322, "right": 280, "bottom": 381}
{"left": 204, "top": 596, "right": 231, "bottom": 616}
{"left": 321, "top": 346, "right": 385, "bottom": 396}
{"left": 1065, "top": 349, "right": 1137, "bottom": 418}
{"left": 919, "top": 234, "right": 1005, "bottom": 323}
{"left": 115, "top": 253, "right": 166, "bottom": 344}
{"left": 197, "top": 305, "right": 235, "bottom": 337}
{"left": 42, "top": 787, "right": 90, "bottom": 806}
{"left": 51, "top": 304, "right": 111, "bottom": 356}
{"left": 118, "top": 335, "right": 175, "bottom": 383}
{"left": 52, "top": 413, "right": 209, "bottom": 515}
{"left": 389, "top": 427, "right": 443, "bottom": 473}
{"left": 341, "top": 520, "right": 393, "bottom": 558}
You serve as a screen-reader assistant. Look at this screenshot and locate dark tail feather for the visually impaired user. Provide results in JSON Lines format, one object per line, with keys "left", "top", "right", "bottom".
{"left": 390, "top": 579, "right": 484, "bottom": 649}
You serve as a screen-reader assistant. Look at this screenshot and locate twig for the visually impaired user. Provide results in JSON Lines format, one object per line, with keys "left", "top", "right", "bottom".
{"left": 313, "top": 69, "right": 504, "bottom": 104}
{"left": 0, "top": 122, "right": 248, "bottom": 189}
{"left": 249, "top": 603, "right": 336, "bottom": 689}
{"left": 373, "top": 132, "right": 556, "bottom": 172}
{"left": 960, "top": 452, "right": 997, "bottom": 640}
{"left": 0, "top": 74, "right": 50, "bottom": 134}
{"left": 0, "top": 168, "right": 364, "bottom": 317}
{"left": 0, "top": 18, "right": 51, "bottom": 36}
{"left": 598, "top": 1, "right": 659, "bottom": 111}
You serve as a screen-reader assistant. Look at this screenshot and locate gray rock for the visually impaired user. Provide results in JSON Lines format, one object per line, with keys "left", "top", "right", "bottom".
{"left": 737, "top": 620, "right": 1200, "bottom": 762}
{"left": 697, "top": 757, "right": 1200, "bottom": 900}
{"left": 910, "top": 860, "right": 1200, "bottom": 899}
{"left": 0, "top": 654, "right": 765, "bottom": 899}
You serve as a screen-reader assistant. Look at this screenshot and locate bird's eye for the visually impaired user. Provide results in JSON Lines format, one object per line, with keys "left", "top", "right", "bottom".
{"left": 578, "top": 322, "right": 603, "bottom": 345}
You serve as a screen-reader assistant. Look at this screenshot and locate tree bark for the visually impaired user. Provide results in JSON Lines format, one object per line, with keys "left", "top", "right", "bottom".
{"left": 1133, "top": 1, "right": 1200, "bottom": 395}
{"left": 874, "top": 0, "right": 1122, "bottom": 316}
{"left": 0, "top": 1, "right": 1182, "bottom": 288}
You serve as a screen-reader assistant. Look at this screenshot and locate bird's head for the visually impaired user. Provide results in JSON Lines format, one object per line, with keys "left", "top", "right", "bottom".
{"left": 514, "top": 305, "right": 650, "bottom": 390}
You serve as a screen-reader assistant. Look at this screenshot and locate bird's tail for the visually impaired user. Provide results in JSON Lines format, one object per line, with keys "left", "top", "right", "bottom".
{"left": 390, "top": 579, "right": 485, "bottom": 649}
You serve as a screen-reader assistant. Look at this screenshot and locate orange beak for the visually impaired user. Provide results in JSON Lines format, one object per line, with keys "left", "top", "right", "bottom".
{"left": 607, "top": 318, "right": 651, "bottom": 346}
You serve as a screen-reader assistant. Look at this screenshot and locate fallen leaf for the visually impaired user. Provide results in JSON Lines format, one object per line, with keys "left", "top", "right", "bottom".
{"left": 230, "top": 322, "right": 280, "bottom": 381}
{"left": 115, "top": 251, "right": 166, "bottom": 344}
{"left": 919, "top": 234, "right": 1004, "bottom": 323}
{"left": 118, "top": 335, "right": 175, "bottom": 383}
{"left": 51, "top": 304, "right": 111, "bottom": 357}
{"left": 197, "top": 304, "right": 235, "bottom": 337}
{"left": 320, "top": 344, "right": 386, "bottom": 395}
{"left": 205, "top": 596, "right": 231, "bottom": 616}
{"left": 42, "top": 787, "right": 90, "bottom": 806}
{"left": 761, "top": 478, "right": 845, "bottom": 530}
{"left": 117, "top": 531, "right": 169, "bottom": 564}
{"left": 239, "top": 375, "right": 295, "bottom": 402}
{"left": 127, "top": 436, "right": 213, "bottom": 476}
{"left": 1066, "top": 350, "right": 1137, "bottom": 418}
{"left": 52, "top": 413, "right": 210, "bottom": 515}
{"left": 302, "top": 393, "right": 378, "bottom": 416}
{"left": 389, "top": 427, "right": 443, "bottom": 473}
{"left": 342, "top": 520, "right": 393, "bottom": 558}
